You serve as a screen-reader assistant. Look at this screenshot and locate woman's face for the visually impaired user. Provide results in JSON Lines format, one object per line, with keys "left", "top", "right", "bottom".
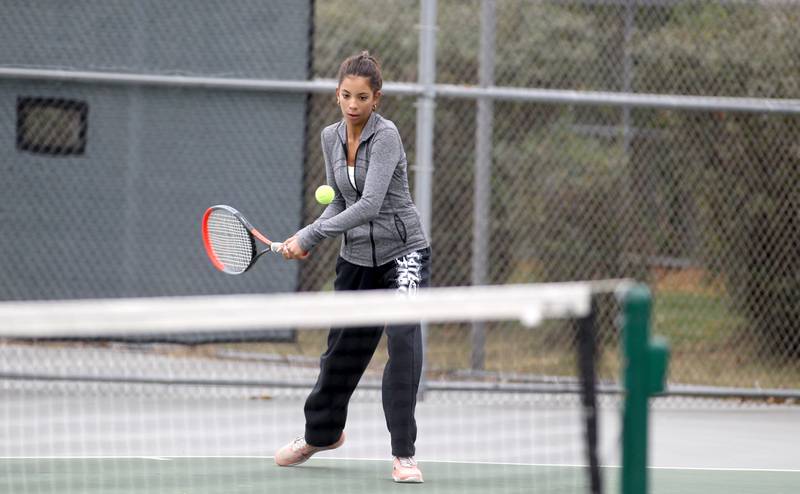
{"left": 336, "top": 75, "right": 380, "bottom": 128}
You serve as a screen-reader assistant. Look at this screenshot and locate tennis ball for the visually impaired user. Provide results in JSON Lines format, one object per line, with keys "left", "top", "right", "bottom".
{"left": 315, "top": 185, "right": 335, "bottom": 205}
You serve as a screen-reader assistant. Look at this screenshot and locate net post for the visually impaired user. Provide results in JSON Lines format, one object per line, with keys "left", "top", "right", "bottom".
{"left": 620, "top": 283, "right": 669, "bottom": 494}
{"left": 576, "top": 294, "right": 602, "bottom": 494}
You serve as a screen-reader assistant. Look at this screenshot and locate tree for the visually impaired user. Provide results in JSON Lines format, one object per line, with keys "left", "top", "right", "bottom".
{"left": 632, "top": 3, "right": 800, "bottom": 357}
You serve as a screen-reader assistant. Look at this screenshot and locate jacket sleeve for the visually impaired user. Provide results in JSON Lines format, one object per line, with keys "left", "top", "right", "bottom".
{"left": 296, "top": 128, "right": 401, "bottom": 252}
{"left": 294, "top": 129, "right": 345, "bottom": 249}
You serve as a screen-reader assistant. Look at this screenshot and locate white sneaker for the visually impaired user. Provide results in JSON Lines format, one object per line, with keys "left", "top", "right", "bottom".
{"left": 392, "top": 456, "right": 424, "bottom": 483}
{"left": 274, "top": 432, "right": 345, "bottom": 467}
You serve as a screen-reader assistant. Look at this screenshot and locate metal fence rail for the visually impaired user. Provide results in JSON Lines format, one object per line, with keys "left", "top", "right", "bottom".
{"left": 4, "top": 67, "right": 799, "bottom": 113}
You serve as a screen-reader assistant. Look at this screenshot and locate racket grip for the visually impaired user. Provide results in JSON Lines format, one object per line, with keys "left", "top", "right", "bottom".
{"left": 270, "top": 242, "right": 284, "bottom": 253}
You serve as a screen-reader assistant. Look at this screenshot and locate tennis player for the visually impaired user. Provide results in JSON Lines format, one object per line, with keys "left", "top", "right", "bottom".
{"left": 276, "top": 51, "right": 431, "bottom": 483}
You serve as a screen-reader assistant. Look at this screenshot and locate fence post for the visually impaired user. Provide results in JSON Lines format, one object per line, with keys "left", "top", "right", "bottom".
{"left": 471, "top": 0, "right": 496, "bottom": 371}
{"left": 415, "top": 0, "right": 437, "bottom": 400}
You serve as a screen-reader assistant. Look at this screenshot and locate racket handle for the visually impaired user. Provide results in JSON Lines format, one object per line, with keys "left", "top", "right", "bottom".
{"left": 270, "top": 242, "right": 284, "bottom": 253}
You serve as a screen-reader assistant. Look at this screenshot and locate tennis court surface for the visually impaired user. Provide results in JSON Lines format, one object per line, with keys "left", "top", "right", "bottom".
{"left": 8, "top": 458, "right": 792, "bottom": 494}
{"left": 2, "top": 394, "right": 797, "bottom": 494}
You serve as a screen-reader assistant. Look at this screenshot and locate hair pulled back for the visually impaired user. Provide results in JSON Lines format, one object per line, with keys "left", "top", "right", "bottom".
{"left": 337, "top": 51, "right": 383, "bottom": 93}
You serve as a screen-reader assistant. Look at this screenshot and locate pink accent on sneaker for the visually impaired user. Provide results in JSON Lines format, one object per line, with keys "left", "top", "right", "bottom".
{"left": 392, "top": 456, "right": 424, "bottom": 483}
{"left": 274, "top": 432, "right": 345, "bottom": 467}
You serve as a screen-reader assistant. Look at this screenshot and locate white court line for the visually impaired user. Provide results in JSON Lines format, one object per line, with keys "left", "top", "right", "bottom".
{"left": 0, "top": 456, "right": 271, "bottom": 460}
{"left": 1, "top": 456, "right": 797, "bottom": 473}
{"left": 0, "top": 455, "right": 594, "bottom": 468}
{"left": 649, "top": 466, "right": 800, "bottom": 473}
{"left": 323, "top": 459, "right": 800, "bottom": 473}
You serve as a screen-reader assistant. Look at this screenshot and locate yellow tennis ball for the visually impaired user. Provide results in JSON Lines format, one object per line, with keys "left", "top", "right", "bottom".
{"left": 315, "top": 185, "right": 335, "bottom": 205}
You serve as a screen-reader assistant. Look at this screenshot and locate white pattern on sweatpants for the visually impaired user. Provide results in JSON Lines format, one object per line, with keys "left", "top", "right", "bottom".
{"left": 395, "top": 251, "right": 422, "bottom": 296}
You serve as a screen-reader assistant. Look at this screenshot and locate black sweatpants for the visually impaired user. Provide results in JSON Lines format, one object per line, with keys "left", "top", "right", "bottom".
{"left": 303, "top": 247, "right": 431, "bottom": 457}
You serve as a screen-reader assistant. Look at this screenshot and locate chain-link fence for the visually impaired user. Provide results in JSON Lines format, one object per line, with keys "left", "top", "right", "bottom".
{"left": 1, "top": 1, "right": 798, "bottom": 396}
{"left": 302, "top": 0, "right": 800, "bottom": 395}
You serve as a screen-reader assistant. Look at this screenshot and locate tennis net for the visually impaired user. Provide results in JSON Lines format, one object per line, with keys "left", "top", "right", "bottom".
{"left": 0, "top": 281, "right": 634, "bottom": 494}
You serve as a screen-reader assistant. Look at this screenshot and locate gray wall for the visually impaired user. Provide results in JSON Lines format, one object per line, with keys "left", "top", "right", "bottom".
{"left": 0, "top": 1, "right": 311, "bottom": 300}
{"left": 1, "top": 1, "right": 310, "bottom": 79}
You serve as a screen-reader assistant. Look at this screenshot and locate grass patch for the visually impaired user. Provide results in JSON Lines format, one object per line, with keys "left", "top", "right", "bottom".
{"left": 652, "top": 269, "right": 800, "bottom": 389}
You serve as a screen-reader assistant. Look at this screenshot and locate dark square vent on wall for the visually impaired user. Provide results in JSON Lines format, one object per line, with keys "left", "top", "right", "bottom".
{"left": 17, "top": 97, "right": 88, "bottom": 156}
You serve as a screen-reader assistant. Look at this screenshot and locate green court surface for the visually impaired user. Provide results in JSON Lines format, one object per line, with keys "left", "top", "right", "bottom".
{"left": 1, "top": 457, "right": 798, "bottom": 494}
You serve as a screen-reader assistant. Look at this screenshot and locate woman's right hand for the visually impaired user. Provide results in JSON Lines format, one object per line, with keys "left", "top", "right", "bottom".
{"left": 281, "top": 234, "right": 310, "bottom": 260}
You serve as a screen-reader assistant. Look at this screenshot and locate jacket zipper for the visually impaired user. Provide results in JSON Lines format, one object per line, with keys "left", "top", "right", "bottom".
{"left": 362, "top": 137, "right": 377, "bottom": 266}
{"left": 369, "top": 222, "right": 377, "bottom": 267}
{"left": 341, "top": 139, "right": 354, "bottom": 247}
{"left": 342, "top": 137, "right": 377, "bottom": 265}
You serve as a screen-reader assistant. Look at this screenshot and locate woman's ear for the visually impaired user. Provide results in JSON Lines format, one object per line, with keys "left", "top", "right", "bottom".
{"left": 373, "top": 90, "right": 382, "bottom": 110}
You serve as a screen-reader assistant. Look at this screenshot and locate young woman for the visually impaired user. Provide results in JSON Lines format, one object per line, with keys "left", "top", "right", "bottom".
{"left": 276, "top": 51, "right": 431, "bottom": 483}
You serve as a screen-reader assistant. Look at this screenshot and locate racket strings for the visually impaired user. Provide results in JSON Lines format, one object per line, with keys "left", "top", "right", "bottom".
{"left": 206, "top": 210, "right": 255, "bottom": 274}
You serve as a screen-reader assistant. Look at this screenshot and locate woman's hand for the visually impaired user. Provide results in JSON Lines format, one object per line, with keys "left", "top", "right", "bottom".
{"left": 281, "top": 235, "right": 310, "bottom": 260}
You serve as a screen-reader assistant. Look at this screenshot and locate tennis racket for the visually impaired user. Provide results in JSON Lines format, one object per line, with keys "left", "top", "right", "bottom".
{"left": 202, "top": 205, "right": 283, "bottom": 275}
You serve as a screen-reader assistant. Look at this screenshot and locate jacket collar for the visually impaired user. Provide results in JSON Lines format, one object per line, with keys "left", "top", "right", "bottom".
{"left": 336, "top": 111, "right": 380, "bottom": 145}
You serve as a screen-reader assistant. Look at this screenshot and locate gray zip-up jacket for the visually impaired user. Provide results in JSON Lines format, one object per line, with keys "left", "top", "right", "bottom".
{"left": 297, "top": 112, "right": 429, "bottom": 267}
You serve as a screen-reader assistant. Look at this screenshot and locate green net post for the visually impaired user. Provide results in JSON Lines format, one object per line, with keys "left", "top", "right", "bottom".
{"left": 620, "top": 284, "right": 669, "bottom": 494}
